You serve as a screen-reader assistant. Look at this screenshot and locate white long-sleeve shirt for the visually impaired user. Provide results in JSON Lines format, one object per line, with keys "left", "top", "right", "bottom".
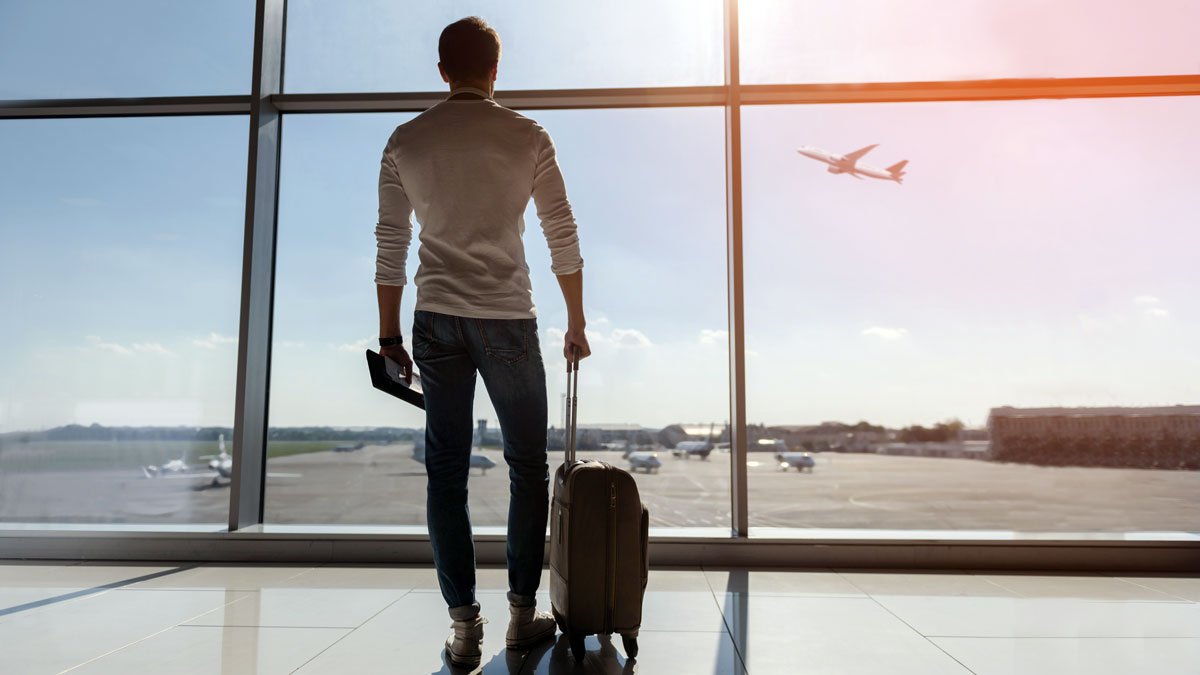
{"left": 374, "top": 88, "right": 584, "bottom": 319}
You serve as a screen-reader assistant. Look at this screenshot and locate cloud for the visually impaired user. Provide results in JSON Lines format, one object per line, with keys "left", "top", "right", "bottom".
{"left": 192, "top": 333, "right": 237, "bottom": 349}
{"left": 862, "top": 326, "right": 909, "bottom": 341}
{"left": 336, "top": 336, "right": 374, "bottom": 352}
{"left": 84, "top": 336, "right": 173, "bottom": 356}
{"left": 699, "top": 329, "right": 728, "bottom": 345}
{"left": 132, "top": 342, "right": 174, "bottom": 356}
{"left": 610, "top": 329, "right": 653, "bottom": 348}
{"left": 545, "top": 326, "right": 652, "bottom": 349}
{"left": 1134, "top": 296, "right": 1170, "bottom": 318}
{"left": 278, "top": 340, "right": 306, "bottom": 349}
{"left": 94, "top": 340, "right": 133, "bottom": 356}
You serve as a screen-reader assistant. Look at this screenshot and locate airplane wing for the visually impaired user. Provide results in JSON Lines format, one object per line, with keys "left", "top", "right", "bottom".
{"left": 841, "top": 144, "right": 878, "bottom": 165}
{"left": 145, "top": 471, "right": 220, "bottom": 480}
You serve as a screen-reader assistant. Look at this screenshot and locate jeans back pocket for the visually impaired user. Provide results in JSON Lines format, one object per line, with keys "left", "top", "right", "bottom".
{"left": 476, "top": 318, "right": 530, "bottom": 365}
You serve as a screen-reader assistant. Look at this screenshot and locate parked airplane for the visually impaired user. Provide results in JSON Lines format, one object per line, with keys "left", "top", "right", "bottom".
{"left": 142, "top": 454, "right": 190, "bottom": 477}
{"left": 776, "top": 451, "right": 816, "bottom": 472}
{"left": 627, "top": 451, "right": 662, "bottom": 474}
{"left": 142, "top": 434, "right": 302, "bottom": 486}
{"left": 797, "top": 144, "right": 908, "bottom": 183}
{"left": 672, "top": 423, "right": 717, "bottom": 460}
{"left": 200, "top": 435, "right": 235, "bottom": 485}
{"left": 412, "top": 436, "right": 497, "bottom": 475}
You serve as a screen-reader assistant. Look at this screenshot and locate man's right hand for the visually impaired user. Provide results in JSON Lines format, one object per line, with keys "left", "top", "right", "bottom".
{"left": 380, "top": 344, "right": 413, "bottom": 384}
{"left": 563, "top": 324, "right": 591, "bottom": 362}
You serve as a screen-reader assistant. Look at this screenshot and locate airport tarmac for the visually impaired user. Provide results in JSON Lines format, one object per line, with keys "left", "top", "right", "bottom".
{"left": 2, "top": 443, "right": 1198, "bottom": 531}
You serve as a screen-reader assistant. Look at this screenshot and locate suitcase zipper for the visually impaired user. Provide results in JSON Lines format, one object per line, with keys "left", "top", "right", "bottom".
{"left": 605, "top": 476, "right": 617, "bottom": 633}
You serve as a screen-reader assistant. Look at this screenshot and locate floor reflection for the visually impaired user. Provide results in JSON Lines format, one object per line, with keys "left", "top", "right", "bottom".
{"left": 524, "top": 634, "right": 633, "bottom": 675}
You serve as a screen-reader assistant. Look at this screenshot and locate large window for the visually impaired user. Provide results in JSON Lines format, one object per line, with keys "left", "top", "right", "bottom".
{"left": 264, "top": 108, "right": 729, "bottom": 528}
{"left": 2, "top": 0, "right": 1196, "bottom": 545}
{"left": 0, "top": 117, "right": 247, "bottom": 525}
{"left": 742, "top": 97, "right": 1200, "bottom": 532}
{"left": 0, "top": 1, "right": 254, "bottom": 98}
{"left": 740, "top": 0, "right": 1200, "bottom": 84}
{"left": 284, "top": 0, "right": 723, "bottom": 92}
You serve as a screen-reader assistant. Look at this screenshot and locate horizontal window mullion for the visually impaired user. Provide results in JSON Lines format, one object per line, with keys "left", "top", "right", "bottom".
{"left": 0, "top": 95, "right": 253, "bottom": 119}
{"left": 273, "top": 86, "right": 730, "bottom": 113}
{"left": 5, "top": 75, "right": 1197, "bottom": 119}
{"left": 741, "top": 74, "right": 1200, "bottom": 105}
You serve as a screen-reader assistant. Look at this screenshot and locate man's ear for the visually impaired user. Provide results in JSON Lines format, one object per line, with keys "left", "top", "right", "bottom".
{"left": 438, "top": 63, "right": 450, "bottom": 84}
{"left": 490, "top": 62, "right": 499, "bottom": 82}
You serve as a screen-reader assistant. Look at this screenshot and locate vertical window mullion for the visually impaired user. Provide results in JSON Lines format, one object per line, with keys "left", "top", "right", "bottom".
{"left": 724, "top": 0, "right": 749, "bottom": 538}
{"left": 230, "top": 0, "right": 286, "bottom": 531}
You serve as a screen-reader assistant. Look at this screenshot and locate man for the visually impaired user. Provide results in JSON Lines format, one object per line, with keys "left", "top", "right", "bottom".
{"left": 374, "top": 16, "right": 591, "bottom": 669}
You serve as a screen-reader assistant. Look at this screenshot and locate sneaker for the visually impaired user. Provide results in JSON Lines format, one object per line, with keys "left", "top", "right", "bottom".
{"left": 444, "top": 613, "right": 486, "bottom": 668}
{"left": 505, "top": 598, "right": 557, "bottom": 650}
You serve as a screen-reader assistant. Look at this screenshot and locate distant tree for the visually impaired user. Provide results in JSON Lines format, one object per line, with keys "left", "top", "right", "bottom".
{"left": 897, "top": 423, "right": 960, "bottom": 443}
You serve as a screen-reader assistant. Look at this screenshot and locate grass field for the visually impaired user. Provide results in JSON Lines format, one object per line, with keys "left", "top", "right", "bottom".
{"left": 0, "top": 439, "right": 351, "bottom": 472}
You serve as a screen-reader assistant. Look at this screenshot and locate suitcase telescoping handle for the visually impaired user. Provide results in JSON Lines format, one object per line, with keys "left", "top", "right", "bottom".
{"left": 565, "top": 346, "right": 580, "bottom": 464}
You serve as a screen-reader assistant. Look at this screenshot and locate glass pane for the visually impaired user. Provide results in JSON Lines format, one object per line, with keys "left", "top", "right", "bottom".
{"left": 0, "top": 117, "right": 247, "bottom": 526}
{"left": 265, "top": 108, "right": 729, "bottom": 528}
{"left": 743, "top": 97, "right": 1200, "bottom": 533}
{"left": 284, "top": 0, "right": 723, "bottom": 92}
{"left": 741, "top": 0, "right": 1200, "bottom": 84}
{"left": 0, "top": 0, "right": 254, "bottom": 99}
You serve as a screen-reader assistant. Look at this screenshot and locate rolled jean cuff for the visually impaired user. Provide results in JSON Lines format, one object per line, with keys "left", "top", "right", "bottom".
{"left": 448, "top": 601, "right": 481, "bottom": 621}
{"left": 507, "top": 591, "right": 536, "bottom": 608}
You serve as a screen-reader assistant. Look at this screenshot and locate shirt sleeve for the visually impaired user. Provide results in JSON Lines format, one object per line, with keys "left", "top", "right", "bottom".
{"left": 531, "top": 125, "right": 584, "bottom": 276}
{"left": 374, "top": 145, "right": 413, "bottom": 286}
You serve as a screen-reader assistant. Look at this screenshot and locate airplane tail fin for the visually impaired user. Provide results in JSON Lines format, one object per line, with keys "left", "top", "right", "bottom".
{"left": 886, "top": 160, "right": 908, "bottom": 181}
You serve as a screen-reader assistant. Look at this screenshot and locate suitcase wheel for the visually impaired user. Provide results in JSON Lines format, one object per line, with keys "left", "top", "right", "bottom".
{"left": 568, "top": 630, "right": 587, "bottom": 662}
{"left": 621, "top": 634, "right": 639, "bottom": 659}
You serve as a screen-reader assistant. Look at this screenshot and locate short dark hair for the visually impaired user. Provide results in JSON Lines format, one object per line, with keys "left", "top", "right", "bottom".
{"left": 438, "top": 17, "right": 502, "bottom": 82}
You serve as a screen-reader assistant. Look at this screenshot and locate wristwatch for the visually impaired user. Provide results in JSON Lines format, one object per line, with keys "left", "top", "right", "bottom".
{"left": 378, "top": 335, "right": 403, "bottom": 347}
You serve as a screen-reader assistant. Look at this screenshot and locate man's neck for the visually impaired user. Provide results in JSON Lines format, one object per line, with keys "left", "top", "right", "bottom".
{"left": 447, "top": 81, "right": 493, "bottom": 99}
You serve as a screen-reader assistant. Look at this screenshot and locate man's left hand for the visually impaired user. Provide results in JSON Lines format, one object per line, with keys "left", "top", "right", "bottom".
{"left": 380, "top": 344, "right": 413, "bottom": 384}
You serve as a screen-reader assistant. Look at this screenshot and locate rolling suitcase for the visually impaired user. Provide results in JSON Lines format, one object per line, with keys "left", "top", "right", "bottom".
{"left": 549, "top": 350, "right": 650, "bottom": 662}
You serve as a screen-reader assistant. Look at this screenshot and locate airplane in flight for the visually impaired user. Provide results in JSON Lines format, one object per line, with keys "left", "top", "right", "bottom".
{"left": 143, "top": 434, "right": 302, "bottom": 486}
{"left": 626, "top": 451, "right": 662, "bottom": 474}
{"left": 796, "top": 144, "right": 908, "bottom": 183}
{"left": 776, "top": 451, "right": 816, "bottom": 472}
{"left": 412, "top": 435, "right": 497, "bottom": 475}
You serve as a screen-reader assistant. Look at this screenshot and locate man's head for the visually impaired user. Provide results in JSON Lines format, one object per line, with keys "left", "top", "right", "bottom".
{"left": 438, "top": 17, "right": 501, "bottom": 90}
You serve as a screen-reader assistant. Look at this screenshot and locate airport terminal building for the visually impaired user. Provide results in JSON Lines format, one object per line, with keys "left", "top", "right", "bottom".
{"left": 988, "top": 405, "right": 1200, "bottom": 469}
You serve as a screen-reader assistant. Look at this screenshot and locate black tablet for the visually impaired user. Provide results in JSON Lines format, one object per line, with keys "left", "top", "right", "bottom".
{"left": 365, "top": 349, "right": 425, "bottom": 410}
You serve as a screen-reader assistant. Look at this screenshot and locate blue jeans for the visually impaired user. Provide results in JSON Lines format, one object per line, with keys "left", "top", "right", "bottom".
{"left": 411, "top": 309, "right": 549, "bottom": 614}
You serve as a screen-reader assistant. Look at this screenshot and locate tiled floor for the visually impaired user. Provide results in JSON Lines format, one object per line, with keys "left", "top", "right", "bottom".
{"left": 0, "top": 562, "right": 1197, "bottom": 674}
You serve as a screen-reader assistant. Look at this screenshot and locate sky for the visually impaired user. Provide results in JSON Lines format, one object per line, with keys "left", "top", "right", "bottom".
{"left": 1, "top": 1, "right": 1198, "bottom": 434}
